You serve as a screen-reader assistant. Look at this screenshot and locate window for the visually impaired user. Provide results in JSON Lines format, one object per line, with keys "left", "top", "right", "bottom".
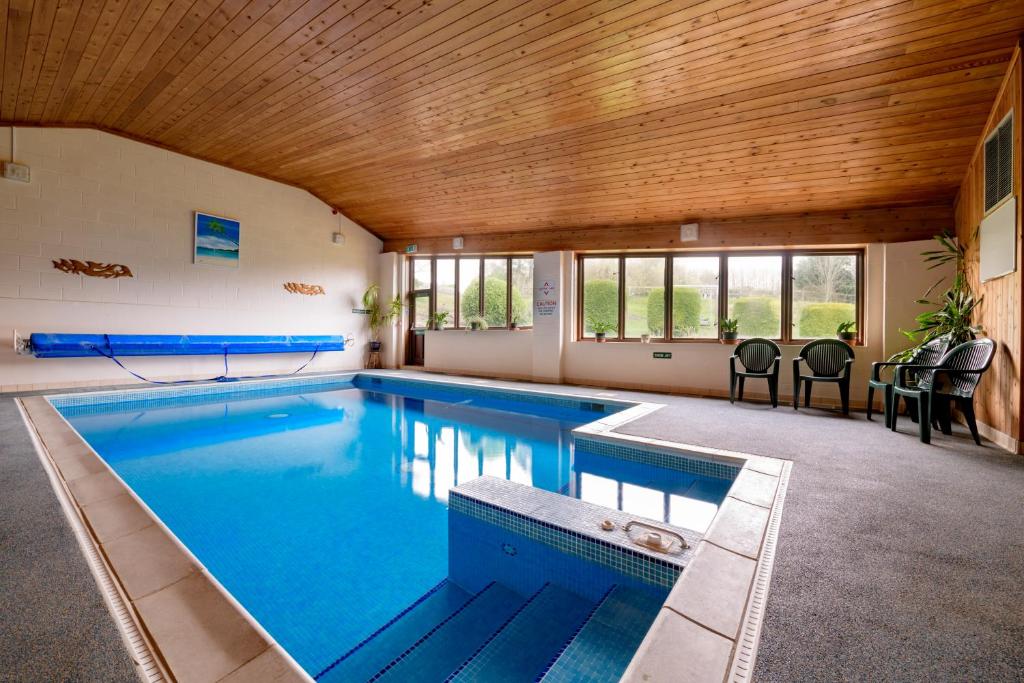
{"left": 511, "top": 258, "right": 534, "bottom": 326}
{"left": 577, "top": 251, "right": 861, "bottom": 343}
{"left": 791, "top": 254, "right": 857, "bottom": 339}
{"left": 672, "top": 256, "right": 719, "bottom": 338}
{"left": 581, "top": 257, "right": 619, "bottom": 338}
{"left": 408, "top": 255, "right": 533, "bottom": 329}
{"left": 624, "top": 257, "right": 666, "bottom": 339}
{"left": 726, "top": 255, "right": 782, "bottom": 339}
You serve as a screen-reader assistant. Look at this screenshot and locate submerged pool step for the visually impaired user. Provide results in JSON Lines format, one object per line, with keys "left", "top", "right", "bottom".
{"left": 315, "top": 580, "right": 474, "bottom": 682}
{"left": 369, "top": 582, "right": 526, "bottom": 682}
{"left": 447, "top": 583, "right": 595, "bottom": 682}
{"left": 540, "top": 585, "right": 664, "bottom": 683}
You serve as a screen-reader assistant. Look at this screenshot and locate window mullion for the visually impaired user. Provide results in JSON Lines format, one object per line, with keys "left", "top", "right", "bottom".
{"left": 664, "top": 256, "right": 672, "bottom": 340}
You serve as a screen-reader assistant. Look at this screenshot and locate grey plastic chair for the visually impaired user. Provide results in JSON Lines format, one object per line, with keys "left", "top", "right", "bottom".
{"left": 793, "top": 339, "right": 855, "bottom": 414}
{"left": 891, "top": 338, "right": 995, "bottom": 444}
{"left": 867, "top": 336, "right": 950, "bottom": 428}
{"left": 729, "top": 338, "right": 782, "bottom": 408}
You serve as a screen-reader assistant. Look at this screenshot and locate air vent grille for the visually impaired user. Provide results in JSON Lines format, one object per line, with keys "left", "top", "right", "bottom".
{"left": 984, "top": 113, "right": 1014, "bottom": 212}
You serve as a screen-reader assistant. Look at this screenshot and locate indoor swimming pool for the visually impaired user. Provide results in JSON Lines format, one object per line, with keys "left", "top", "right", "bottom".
{"left": 52, "top": 375, "right": 735, "bottom": 681}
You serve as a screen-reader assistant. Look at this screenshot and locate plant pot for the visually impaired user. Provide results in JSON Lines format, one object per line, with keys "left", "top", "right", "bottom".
{"left": 510, "top": 323, "right": 519, "bottom": 331}
{"left": 721, "top": 332, "right": 738, "bottom": 343}
{"left": 640, "top": 334, "right": 651, "bottom": 344}
{"left": 369, "top": 340, "right": 382, "bottom": 352}
{"left": 838, "top": 333, "right": 855, "bottom": 342}
{"left": 595, "top": 332, "right": 607, "bottom": 342}
{"left": 469, "top": 323, "right": 482, "bottom": 331}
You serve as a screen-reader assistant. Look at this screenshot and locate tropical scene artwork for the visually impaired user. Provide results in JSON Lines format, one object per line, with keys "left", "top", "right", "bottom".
{"left": 194, "top": 212, "right": 240, "bottom": 266}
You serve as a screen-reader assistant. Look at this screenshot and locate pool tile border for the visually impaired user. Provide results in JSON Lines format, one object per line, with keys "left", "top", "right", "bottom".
{"left": 450, "top": 478, "right": 694, "bottom": 591}
{"left": 18, "top": 395, "right": 312, "bottom": 683}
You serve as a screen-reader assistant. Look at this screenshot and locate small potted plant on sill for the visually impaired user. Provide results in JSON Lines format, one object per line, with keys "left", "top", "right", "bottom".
{"left": 586, "top": 314, "right": 614, "bottom": 342}
{"left": 720, "top": 318, "right": 739, "bottom": 344}
{"left": 510, "top": 315, "right": 520, "bottom": 331}
{"left": 428, "top": 311, "right": 450, "bottom": 331}
{"left": 640, "top": 331, "right": 651, "bottom": 344}
{"left": 466, "top": 315, "right": 488, "bottom": 331}
{"left": 836, "top": 321, "right": 856, "bottom": 342}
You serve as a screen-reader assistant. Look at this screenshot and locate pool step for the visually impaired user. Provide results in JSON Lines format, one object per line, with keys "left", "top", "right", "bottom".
{"left": 315, "top": 580, "right": 474, "bottom": 682}
{"left": 370, "top": 582, "right": 525, "bottom": 682}
{"left": 447, "top": 583, "right": 594, "bottom": 682}
{"left": 540, "top": 585, "right": 664, "bottom": 683}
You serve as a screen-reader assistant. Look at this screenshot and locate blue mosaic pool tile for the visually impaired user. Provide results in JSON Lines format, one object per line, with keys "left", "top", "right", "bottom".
{"left": 450, "top": 491, "right": 683, "bottom": 591}
{"left": 573, "top": 436, "right": 740, "bottom": 482}
{"left": 49, "top": 373, "right": 357, "bottom": 413}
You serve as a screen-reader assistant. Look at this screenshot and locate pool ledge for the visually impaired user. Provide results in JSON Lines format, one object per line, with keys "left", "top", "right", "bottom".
{"left": 582, "top": 431, "right": 792, "bottom": 683}
{"left": 17, "top": 395, "right": 314, "bottom": 683}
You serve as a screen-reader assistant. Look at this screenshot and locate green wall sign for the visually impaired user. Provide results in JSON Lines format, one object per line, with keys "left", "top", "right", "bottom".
{"left": 653, "top": 351, "right": 672, "bottom": 359}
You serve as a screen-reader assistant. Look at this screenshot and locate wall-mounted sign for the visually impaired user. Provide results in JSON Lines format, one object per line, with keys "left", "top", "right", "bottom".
{"left": 405, "top": 244, "right": 418, "bottom": 253}
{"left": 653, "top": 352, "right": 672, "bottom": 359}
{"left": 535, "top": 299, "right": 557, "bottom": 317}
{"left": 352, "top": 308, "right": 371, "bottom": 314}
{"left": 534, "top": 279, "right": 559, "bottom": 317}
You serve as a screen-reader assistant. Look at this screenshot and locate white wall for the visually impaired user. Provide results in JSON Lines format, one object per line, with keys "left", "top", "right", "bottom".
{"left": 419, "top": 240, "right": 951, "bottom": 409}
{"left": 0, "top": 127, "right": 382, "bottom": 391}
{"left": 425, "top": 330, "right": 534, "bottom": 378}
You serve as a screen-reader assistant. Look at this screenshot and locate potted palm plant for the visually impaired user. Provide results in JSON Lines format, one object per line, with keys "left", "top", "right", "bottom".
{"left": 586, "top": 314, "right": 614, "bottom": 342}
{"left": 836, "top": 321, "right": 856, "bottom": 342}
{"left": 466, "top": 315, "right": 488, "bottom": 331}
{"left": 428, "top": 311, "right": 449, "bottom": 331}
{"left": 720, "top": 318, "right": 739, "bottom": 343}
{"left": 362, "top": 284, "right": 403, "bottom": 353}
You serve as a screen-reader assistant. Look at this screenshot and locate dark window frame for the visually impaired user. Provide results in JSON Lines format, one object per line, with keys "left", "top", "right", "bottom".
{"left": 576, "top": 250, "right": 864, "bottom": 345}
{"left": 407, "top": 255, "right": 534, "bottom": 330}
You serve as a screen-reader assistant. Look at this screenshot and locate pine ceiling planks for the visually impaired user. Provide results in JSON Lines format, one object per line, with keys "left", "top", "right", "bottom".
{"left": 1, "top": 0, "right": 1022, "bottom": 240}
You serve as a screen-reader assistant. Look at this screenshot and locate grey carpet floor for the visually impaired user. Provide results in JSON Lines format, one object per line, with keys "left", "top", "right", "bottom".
{"left": 0, "top": 398, "right": 136, "bottom": 683}
{"left": 614, "top": 395, "right": 1024, "bottom": 682}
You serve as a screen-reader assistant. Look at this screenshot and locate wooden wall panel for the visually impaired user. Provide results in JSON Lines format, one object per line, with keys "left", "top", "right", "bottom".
{"left": 954, "top": 46, "right": 1022, "bottom": 447}
{"left": 383, "top": 204, "right": 953, "bottom": 254}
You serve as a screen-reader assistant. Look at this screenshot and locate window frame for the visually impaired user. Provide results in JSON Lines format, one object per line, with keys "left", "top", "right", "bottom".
{"left": 576, "top": 249, "right": 864, "bottom": 345}
{"left": 407, "top": 254, "right": 534, "bottom": 330}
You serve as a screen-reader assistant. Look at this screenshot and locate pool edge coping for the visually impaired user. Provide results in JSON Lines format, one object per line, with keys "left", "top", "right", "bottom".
{"left": 22, "top": 370, "right": 790, "bottom": 683}
{"left": 18, "top": 395, "right": 314, "bottom": 683}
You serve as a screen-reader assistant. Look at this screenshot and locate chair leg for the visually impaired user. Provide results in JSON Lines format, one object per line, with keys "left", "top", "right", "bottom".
{"left": 729, "top": 370, "right": 736, "bottom": 404}
{"left": 890, "top": 394, "right": 900, "bottom": 432}
{"left": 793, "top": 376, "right": 800, "bottom": 410}
{"left": 839, "top": 379, "right": 850, "bottom": 415}
{"left": 866, "top": 386, "right": 875, "bottom": 421}
{"left": 738, "top": 376, "right": 745, "bottom": 402}
{"left": 768, "top": 377, "right": 778, "bottom": 408}
{"left": 961, "top": 400, "right": 982, "bottom": 446}
{"left": 804, "top": 380, "right": 813, "bottom": 408}
{"left": 937, "top": 397, "right": 953, "bottom": 435}
{"left": 918, "top": 393, "right": 931, "bottom": 444}
{"left": 883, "top": 385, "right": 893, "bottom": 429}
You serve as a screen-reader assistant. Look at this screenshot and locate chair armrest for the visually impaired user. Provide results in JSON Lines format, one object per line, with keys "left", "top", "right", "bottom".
{"left": 871, "top": 361, "right": 903, "bottom": 382}
{"left": 894, "top": 363, "right": 943, "bottom": 388}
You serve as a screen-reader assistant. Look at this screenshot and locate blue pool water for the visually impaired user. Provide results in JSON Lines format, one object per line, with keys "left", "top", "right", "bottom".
{"left": 60, "top": 378, "right": 731, "bottom": 680}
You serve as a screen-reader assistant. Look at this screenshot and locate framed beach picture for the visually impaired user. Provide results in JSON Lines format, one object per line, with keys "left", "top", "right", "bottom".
{"left": 194, "top": 211, "right": 240, "bottom": 267}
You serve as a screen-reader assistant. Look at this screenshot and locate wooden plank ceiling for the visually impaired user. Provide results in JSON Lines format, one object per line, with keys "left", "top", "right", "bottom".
{"left": 1, "top": 0, "right": 1022, "bottom": 241}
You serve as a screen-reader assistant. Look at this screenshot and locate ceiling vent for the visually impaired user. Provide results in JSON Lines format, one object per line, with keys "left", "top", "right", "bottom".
{"left": 984, "top": 112, "right": 1014, "bottom": 212}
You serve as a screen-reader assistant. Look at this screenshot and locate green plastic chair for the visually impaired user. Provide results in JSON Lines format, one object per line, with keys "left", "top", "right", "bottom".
{"left": 867, "top": 336, "right": 950, "bottom": 428}
{"left": 729, "top": 338, "right": 782, "bottom": 408}
{"left": 793, "top": 339, "right": 855, "bottom": 414}
{"left": 891, "top": 338, "right": 995, "bottom": 444}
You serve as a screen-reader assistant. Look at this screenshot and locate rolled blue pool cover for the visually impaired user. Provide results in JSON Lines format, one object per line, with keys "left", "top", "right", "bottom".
{"left": 29, "top": 333, "right": 345, "bottom": 358}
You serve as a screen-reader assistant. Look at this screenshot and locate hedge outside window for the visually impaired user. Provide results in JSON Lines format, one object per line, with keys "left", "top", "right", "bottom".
{"left": 408, "top": 255, "right": 533, "bottom": 329}
{"left": 576, "top": 251, "right": 861, "bottom": 343}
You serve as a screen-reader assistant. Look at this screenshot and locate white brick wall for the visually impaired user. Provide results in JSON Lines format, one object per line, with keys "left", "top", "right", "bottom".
{"left": 0, "top": 127, "right": 382, "bottom": 391}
